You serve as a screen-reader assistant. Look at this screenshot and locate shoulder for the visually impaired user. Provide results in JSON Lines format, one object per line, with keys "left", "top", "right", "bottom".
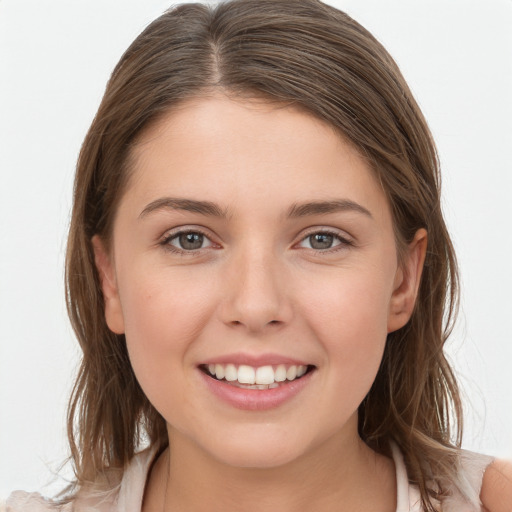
{"left": 5, "top": 491, "right": 72, "bottom": 512}
{"left": 5, "top": 445, "right": 158, "bottom": 512}
{"left": 5, "top": 476, "right": 121, "bottom": 512}
{"left": 480, "top": 458, "right": 512, "bottom": 512}
{"left": 4, "top": 467, "right": 123, "bottom": 512}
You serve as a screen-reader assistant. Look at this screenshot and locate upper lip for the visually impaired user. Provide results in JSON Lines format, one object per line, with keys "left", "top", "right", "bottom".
{"left": 199, "top": 353, "right": 312, "bottom": 367}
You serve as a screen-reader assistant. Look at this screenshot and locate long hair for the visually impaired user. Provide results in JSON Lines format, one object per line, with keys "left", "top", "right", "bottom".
{"left": 65, "top": 1, "right": 462, "bottom": 509}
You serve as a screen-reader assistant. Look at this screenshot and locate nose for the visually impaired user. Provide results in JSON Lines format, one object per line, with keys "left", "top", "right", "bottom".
{"left": 218, "top": 246, "right": 293, "bottom": 334}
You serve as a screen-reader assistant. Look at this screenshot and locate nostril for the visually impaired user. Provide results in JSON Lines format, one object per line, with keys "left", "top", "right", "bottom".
{"left": 226, "top": 318, "right": 286, "bottom": 333}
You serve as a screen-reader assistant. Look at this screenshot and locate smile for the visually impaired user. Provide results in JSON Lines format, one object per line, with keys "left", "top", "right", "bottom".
{"left": 202, "top": 363, "right": 311, "bottom": 389}
{"left": 198, "top": 361, "right": 316, "bottom": 410}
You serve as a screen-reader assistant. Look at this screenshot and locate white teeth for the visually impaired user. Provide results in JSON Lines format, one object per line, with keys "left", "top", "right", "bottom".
{"left": 274, "top": 365, "right": 287, "bottom": 382}
{"left": 297, "top": 365, "right": 307, "bottom": 377}
{"left": 224, "top": 363, "right": 237, "bottom": 382}
{"left": 205, "top": 363, "right": 310, "bottom": 386}
{"left": 236, "top": 383, "right": 278, "bottom": 390}
{"left": 255, "top": 365, "right": 274, "bottom": 385}
{"left": 286, "top": 366, "right": 297, "bottom": 380}
{"left": 237, "top": 365, "right": 256, "bottom": 384}
{"left": 215, "top": 364, "right": 225, "bottom": 380}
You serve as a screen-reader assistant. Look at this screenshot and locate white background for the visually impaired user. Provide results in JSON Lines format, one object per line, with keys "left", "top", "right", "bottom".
{"left": 1, "top": 0, "right": 511, "bottom": 499}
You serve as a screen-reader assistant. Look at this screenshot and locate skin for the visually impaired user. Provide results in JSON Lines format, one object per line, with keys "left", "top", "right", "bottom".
{"left": 481, "top": 460, "right": 512, "bottom": 512}
{"left": 93, "top": 94, "right": 428, "bottom": 511}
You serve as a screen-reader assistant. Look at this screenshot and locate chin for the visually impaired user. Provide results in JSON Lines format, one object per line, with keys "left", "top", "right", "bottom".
{"left": 214, "top": 445, "right": 301, "bottom": 469}
{"left": 201, "top": 429, "right": 307, "bottom": 469}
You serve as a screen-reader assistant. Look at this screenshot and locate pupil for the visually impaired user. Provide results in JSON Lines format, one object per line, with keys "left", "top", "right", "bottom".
{"left": 179, "top": 232, "right": 203, "bottom": 250}
{"left": 310, "top": 233, "right": 333, "bottom": 249}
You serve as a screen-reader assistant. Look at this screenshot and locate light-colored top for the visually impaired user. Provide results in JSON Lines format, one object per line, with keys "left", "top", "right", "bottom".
{"left": 5, "top": 444, "right": 494, "bottom": 511}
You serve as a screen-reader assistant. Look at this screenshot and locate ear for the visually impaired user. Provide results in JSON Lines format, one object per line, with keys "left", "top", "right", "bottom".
{"left": 387, "top": 228, "right": 428, "bottom": 333}
{"left": 91, "top": 235, "right": 125, "bottom": 334}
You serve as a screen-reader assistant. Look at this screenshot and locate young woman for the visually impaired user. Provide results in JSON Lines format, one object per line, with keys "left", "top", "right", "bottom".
{"left": 6, "top": 0, "right": 512, "bottom": 510}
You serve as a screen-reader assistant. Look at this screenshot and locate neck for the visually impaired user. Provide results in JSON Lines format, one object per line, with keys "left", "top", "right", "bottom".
{"left": 144, "top": 420, "right": 396, "bottom": 512}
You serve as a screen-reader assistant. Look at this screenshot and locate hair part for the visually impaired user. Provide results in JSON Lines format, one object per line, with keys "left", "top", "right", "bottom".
{"left": 64, "top": 1, "right": 463, "bottom": 509}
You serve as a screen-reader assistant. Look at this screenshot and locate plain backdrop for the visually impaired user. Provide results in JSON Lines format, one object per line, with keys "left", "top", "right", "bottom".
{"left": 1, "top": 0, "right": 511, "bottom": 499}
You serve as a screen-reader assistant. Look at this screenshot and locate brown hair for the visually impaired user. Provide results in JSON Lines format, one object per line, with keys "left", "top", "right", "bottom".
{"left": 65, "top": 1, "right": 463, "bottom": 509}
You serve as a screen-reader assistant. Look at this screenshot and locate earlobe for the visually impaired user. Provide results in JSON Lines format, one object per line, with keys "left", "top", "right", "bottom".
{"left": 91, "top": 235, "right": 125, "bottom": 335}
{"left": 387, "top": 229, "right": 428, "bottom": 333}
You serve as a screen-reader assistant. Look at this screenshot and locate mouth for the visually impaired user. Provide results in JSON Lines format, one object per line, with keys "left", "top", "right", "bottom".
{"left": 199, "top": 363, "right": 316, "bottom": 390}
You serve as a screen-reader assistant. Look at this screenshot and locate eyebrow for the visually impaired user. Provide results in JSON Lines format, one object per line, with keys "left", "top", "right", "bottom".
{"left": 286, "top": 199, "right": 372, "bottom": 219}
{"left": 139, "top": 197, "right": 230, "bottom": 219}
{"left": 138, "top": 197, "right": 372, "bottom": 220}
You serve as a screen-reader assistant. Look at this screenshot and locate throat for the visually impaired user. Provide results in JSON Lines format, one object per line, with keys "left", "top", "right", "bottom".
{"left": 150, "top": 428, "right": 397, "bottom": 512}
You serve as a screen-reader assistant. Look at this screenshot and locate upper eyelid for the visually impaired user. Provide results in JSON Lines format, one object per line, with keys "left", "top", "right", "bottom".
{"left": 298, "top": 227, "right": 354, "bottom": 243}
{"left": 162, "top": 225, "right": 214, "bottom": 240}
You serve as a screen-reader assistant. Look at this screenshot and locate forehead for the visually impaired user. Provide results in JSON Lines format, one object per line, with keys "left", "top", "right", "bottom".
{"left": 123, "top": 94, "right": 391, "bottom": 224}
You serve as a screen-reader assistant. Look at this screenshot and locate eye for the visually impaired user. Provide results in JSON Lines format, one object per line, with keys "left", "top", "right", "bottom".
{"left": 298, "top": 230, "right": 352, "bottom": 251}
{"left": 164, "top": 230, "right": 214, "bottom": 252}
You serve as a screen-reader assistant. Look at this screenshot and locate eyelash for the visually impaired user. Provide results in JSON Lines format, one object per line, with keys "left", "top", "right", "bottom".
{"left": 298, "top": 229, "right": 354, "bottom": 253}
{"left": 160, "top": 228, "right": 215, "bottom": 257}
{"left": 159, "top": 228, "right": 354, "bottom": 256}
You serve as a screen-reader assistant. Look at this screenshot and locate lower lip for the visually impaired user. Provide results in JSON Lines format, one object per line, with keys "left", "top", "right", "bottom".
{"left": 199, "top": 369, "right": 315, "bottom": 411}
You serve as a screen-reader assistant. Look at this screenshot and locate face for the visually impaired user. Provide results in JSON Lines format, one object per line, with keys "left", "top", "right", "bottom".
{"left": 94, "top": 95, "right": 425, "bottom": 469}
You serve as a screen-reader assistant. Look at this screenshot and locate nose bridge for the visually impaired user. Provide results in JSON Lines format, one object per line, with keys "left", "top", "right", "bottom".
{"left": 221, "top": 238, "right": 292, "bottom": 332}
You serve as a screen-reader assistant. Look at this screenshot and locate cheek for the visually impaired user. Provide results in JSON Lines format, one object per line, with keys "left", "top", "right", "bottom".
{"left": 304, "top": 267, "right": 391, "bottom": 340}
{"left": 298, "top": 267, "right": 392, "bottom": 388}
{"left": 122, "top": 265, "right": 213, "bottom": 338}
{"left": 118, "top": 266, "right": 217, "bottom": 406}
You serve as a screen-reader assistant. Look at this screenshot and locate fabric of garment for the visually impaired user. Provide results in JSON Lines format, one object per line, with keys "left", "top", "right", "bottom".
{"left": 5, "top": 444, "right": 494, "bottom": 511}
